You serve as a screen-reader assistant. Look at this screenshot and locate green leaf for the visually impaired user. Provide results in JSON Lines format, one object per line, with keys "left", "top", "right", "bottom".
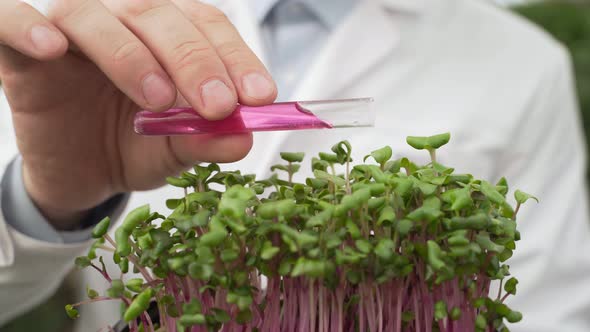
{"left": 211, "top": 308, "right": 231, "bottom": 323}
{"left": 448, "top": 213, "right": 489, "bottom": 231}
{"left": 406, "top": 133, "right": 451, "bottom": 150}
{"left": 406, "top": 198, "right": 442, "bottom": 222}
{"left": 75, "top": 256, "right": 91, "bottom": 269}
{"left": 355, "top": 239, "right": 372, "bottom": 254}
{"left": 92, "top": 217, "right": 110, "bottom": 239}
{"left": 123, "top": 288, "right": 154, "bottom": 322}
{"left": 192, "top": 210, "right": 211, "bottom": 228}
{"left": 450, "top": 188, "right": 473, "bottom": 211}
{"left": 199, "top": 229, "right": 228, "bottom": 247}
{"left": 427, "top": 133, "right": 451, "bottom": 149}
{"left": 188, "top": 263, "right": 214, "bottom": 280}
{"left": 165, "top": 199, "right": 183, "bottom": 210}
{"left": 368, "top": 196, "right": 387, "bottom": 211}
{"left": 261, "top": 241, "right": 280, "bottom": 260}
{"left": 434, "top": 300, "right": 448, "bottom": 320}
{"left": 119, "top": 257, "right": 129, "bottom": 274}
{"left": 107, "top": 279, "right": 125, "bottom": 298}
{"left": 270, "top": 164, "right": 289, "bottom": 172}
{"left": 257, "top": 199, "right": 297, "bottom": 219}
{"left": 406, "top": 136, "right": 428, "bottom": 150}
{"left": 448, "top": 230, "right": 470, "bottom": 246}
{"left": 364, "top": 146, "right": 392, "bottom": 165}
{"left": 377, "top": 205, "right": 396, "bottom": 226}
{"left": 390, "top": 177, "right": 414, "bottom": 197}
{"left": 236, "top": 309, "right": 253, "bottom": 324}
{"left": 400, "top": 158, "right": 418, "bottom": 174}
{"left": 126, "top": 278, "right": 144, "bottom": 293}
{"left": 402, "top": 311, "right": 414, "bottom": 322}
{"left": 374, "top": 239, "right": 395, "bottom": 261}
{"left": 278, "top": 260, "right": 293, "bottom": 276}
{"left": 331, "top": 140, "right": 352, "bottom": 163}
{"left": 413, "top": 179, "right": 437, "bottom": 196}
{"left": 187, "top": 191, "right": 219, "bottom": 207}
{"left": 475, "top": 314, "right": 487, "bottom": 329}
{"left": 432, "top": 162, "right": 455, "bottom": 175}
{"left": 514, "top": 190, "right": 539, "bottom": 204}
{"left": 86, "top": 286, "right": 98, "bottom": 299}
{"left": 137, "top": 232, "right": 153, "bottom": 250}
{"left": 480, "top": 181, "right": 505, "bottom": 205}
{"left": 65, "top": 305, "right": 79, "bottom": 319}
{"left": 220, "top": 249, "right": 239, "bottom": 263}
{"left": 121, "top": 204, "right": 151, "bottom": 233}
{"left": 346, "top": 270, "right": 362, "bottom": 284}
{"left": 498, "top": 248, "right": 513, "bottom": 262}
{"left": 427, "top": 240, "right": 446, "bottom": 271}
{"left": 496, "top": 177, "right": 509, "bottom": 195}
{"left": 280, "top": 152, "right": 305, "bottom": 163}
{"left": 396, "top": 219, "right": 414, "bottom": 237}
{"left": 166, "top": 177, "right": 192, "bottom": 188}
{"left": 313, "top": 169, "right": 346, "bottom": 187}
{"left": 179, "top": 314, "right": 206, "bottom": 326}
{"left": 346, "top": 219, "right": 361, "bottom": 239}
{"left": 504, "top": 277, "right": 518, "bottom": 295}
{"left": 506, "top": 310, "right": 523, "bottom": 323}
{"left": 476, "top": 232, "right": 505, "bottom": 253}
{"left": 182, "top": 300, "right": 202, "bottom": 315}
{"left": 318, "top": 152, "right": 339, "bottom": 163}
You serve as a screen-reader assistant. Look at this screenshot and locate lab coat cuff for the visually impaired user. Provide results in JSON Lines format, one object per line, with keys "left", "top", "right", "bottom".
{"left": 0, "top": 156, "right": 130, "bottom": 244}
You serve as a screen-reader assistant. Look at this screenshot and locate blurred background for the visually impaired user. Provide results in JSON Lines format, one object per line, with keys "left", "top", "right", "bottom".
{"left": 1, "top": 0, "right": 589, "bottom": 331}
{"left": 513, "top": 0, "right": 590, "bottom": 178}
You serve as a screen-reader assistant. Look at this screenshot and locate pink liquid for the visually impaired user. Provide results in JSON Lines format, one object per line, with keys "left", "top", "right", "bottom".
{"left": 134, "top": 102, "right": 333, "bottom": 136}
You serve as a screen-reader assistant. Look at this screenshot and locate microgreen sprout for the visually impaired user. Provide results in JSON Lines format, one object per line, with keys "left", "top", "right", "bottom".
{"left": 68, "top": 133, "right": 535, "bottom": 332}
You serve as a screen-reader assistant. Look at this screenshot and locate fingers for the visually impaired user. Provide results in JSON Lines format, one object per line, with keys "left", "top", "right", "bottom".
{"left": 170, "top": 133, "right": 254, "bottom": 166}
{"left": 101, "top": 0, "right": 238, "bottom": 120}
{"left": 172, "top": 0, "right": 277, "bottom": 106}
{"left": 4, "top": 0, "right": 276, "bottom": 118}
{"left": 0, "top": 0, "right": 68, "bottom": 61}
{"left": 50, "top": 0, "right": 177, "bottom": 111}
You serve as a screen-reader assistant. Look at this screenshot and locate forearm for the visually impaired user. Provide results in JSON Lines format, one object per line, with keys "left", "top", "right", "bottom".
{"left": 0, "top": 156, "right": 129, "bottom": 324}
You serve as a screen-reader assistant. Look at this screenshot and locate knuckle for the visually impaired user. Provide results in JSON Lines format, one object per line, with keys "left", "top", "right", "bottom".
{"left": 111, "top": 41, "right": 144, "bottom": 64}
{"left": 171, "top": 40, "right": 217, "bottom": 71}
{"left": 119, "top": 0, "right": 172, "bottom": 19}
{"left": 202, "top": 7, "right": 229, "bottom": 24}
{"left": 50, "top": 0, "right": 92, "bottom": 24}
{"left": 185, "top": 3, "right": 228, "bottom": 24}
{"left": 216, "top": 42, "right": 252, "bottom": 67}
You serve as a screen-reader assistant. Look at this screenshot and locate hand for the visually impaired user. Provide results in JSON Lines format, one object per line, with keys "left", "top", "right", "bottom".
{"left": 0, "top": 0, "right": 277, "bottom": 228}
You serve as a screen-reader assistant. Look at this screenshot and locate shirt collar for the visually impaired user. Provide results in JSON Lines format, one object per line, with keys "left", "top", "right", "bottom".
{"left": 251, "top": 0, "right": 359, "bottom": 29}
{"left": 381, "top": 0, "right": 427, "bottom": 13}
{"left": 251, "top": 0, "right": 425, "bottom": 25}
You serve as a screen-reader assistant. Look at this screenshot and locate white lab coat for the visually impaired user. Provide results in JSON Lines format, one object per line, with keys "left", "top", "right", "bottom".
{"left": 1, "top": 0, "right": 589, "bottom": 331}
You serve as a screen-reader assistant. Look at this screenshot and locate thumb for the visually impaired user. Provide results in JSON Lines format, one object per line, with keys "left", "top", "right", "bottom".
{"left": 168, "top": 133, "right": 254, "bottom": 171}
{"left": 0, "top": 0, "right": 68, "bottom": 61}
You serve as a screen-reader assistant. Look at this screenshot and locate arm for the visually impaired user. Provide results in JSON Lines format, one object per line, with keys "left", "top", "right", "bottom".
{"left": 497, "top": 46, "right": 590, "bottom": 331}
{"left": 0, "top": 0, "right": 275, "bottom": 325}
{"left": 0, "top": 95, "right": 129, "bottom": 324}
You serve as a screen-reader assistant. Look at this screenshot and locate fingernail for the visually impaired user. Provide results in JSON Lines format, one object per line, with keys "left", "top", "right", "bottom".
{"left": 201, "top": 79, "right": 236, "bottom": 115}
{"left": 30, "top": 25, "right": 63, "bottom": 53}
{"left": 142, "top": 73, "right": 175, "bottom": 109}
{"left": 242, "top": 73, "right": 275, "bottom": 100}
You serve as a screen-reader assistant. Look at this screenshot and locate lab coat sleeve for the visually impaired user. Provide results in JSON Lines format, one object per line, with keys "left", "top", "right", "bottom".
{"left": 498, "top": 46, "right": 590, "bottom": 332}
{"left": 0, "top": 197, "right": 92, "bottom": 326}
{"left": 0, "top": 92, "right": 128, "bottom": 326}
{"left": 0, "top": 164, "right": 129, "bottom": 326}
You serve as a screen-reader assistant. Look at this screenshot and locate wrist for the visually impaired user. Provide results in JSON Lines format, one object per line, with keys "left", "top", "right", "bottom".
{"left": 22, "top": 164, "right": 91, "bottom": 230}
